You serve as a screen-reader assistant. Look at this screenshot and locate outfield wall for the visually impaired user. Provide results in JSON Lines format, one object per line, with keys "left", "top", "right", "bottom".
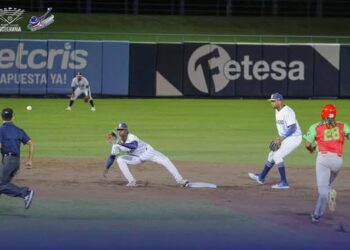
{"left": 0, "top": 39, "right": 349, "bottom": 98}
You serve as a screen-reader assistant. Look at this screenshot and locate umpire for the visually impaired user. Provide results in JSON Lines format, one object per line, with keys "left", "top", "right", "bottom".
{"left": 0, "top": 108, "right": 34, "bottom": 209}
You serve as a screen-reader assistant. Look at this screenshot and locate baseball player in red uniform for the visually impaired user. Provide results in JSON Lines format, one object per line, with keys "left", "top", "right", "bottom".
{"left": 304, "top": 104, "right": 350, "bottom": 223}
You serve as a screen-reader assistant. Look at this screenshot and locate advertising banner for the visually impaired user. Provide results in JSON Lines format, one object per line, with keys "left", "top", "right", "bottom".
{"left": 156, "top": 43, "right": 183, "bottom": 96}
{"left": 339, "top": 45, "right": 350, "bottom": 97}
{"left": 17, "top": 40, "right": 47, "bottom": 95}
{"left": 129, "top": 43, "right": 157, "bottom": 97}
{"left": 75, "top": 41, "right": 103, "bottom": 95}
{"left": 47, "top": 40, "right": 76, "bottom": 94}
{"left": 313, "top": 44, "right": 340, "bottom": 97}
{"left": 287, "top": 45, "right": 314, "bottom": 97}
{"left": 0, "top": 39, "right": 20, "bottom": 94}
{"left": 102, "top": 41, "right": 129, "bottom": 96}
{"left": 261, "top": 45, "right": 288, "bottom": 97}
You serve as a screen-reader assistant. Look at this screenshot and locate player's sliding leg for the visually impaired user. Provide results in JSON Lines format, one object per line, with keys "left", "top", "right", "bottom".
{"left": 151, "top": 150, "right": 188, "bottom": 185}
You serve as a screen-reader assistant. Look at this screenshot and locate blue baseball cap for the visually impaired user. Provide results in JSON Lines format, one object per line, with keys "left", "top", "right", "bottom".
{"left": 116, "top": 122, "right": 128, "bottom": 130}
{"left": 1, "top": 108, "right": 14, "bottom": 120}
{"left": 267, "top": 93, "right": 283, "bottom": 101}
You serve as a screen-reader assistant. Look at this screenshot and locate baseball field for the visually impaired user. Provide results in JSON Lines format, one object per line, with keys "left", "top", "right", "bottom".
{"left": 1, "top": 97, "right": 349, "bottom": 249}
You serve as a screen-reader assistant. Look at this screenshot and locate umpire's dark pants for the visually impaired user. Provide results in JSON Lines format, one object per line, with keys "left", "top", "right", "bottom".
{"left": 0, "top": 155, "right": 29, "bottom": 198}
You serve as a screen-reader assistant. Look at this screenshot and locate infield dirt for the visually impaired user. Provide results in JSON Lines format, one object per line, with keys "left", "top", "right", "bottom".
{"left": 12, "top": 157, "right": 350, "bottom": 246}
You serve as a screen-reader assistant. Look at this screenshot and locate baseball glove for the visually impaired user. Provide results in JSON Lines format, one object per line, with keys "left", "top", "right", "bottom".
{"left": 269, "top": 137, "right": 282, "bottom": 152}
{"left": 306, "top": 144, "right": 316, "bottom": 154}
{"left": 83, "top": 96, "right": 89, "bottom": 102}
{"left": 107, "top": 131, "right": 121, "bottom": 144}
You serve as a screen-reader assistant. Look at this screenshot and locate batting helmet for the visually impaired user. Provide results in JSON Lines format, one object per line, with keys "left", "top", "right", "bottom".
{"left": 321, "top": 104, "right": 337, "bottom": 120}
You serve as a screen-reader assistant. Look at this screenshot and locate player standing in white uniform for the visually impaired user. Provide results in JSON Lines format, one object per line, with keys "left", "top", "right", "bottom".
{"left": 248, "top": 93, "right": 302, "bottom": 189}
{"left": 66, "top": 72, "right": 96, "bottom": 111}
{"left": 104, "top": 122, "right": 189, "bottom": 187}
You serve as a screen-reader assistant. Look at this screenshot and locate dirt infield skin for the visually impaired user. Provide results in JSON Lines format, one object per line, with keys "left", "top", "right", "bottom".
{"left": 12, "top": 158, "right": 350, "bottom": 246}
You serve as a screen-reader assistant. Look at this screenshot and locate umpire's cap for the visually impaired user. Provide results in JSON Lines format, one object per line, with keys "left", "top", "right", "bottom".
{"left": 1, "top": 108, "right": 14, "bottom": 120}
{"left": 116, "top": 122, "right": 128, "bottom": 130}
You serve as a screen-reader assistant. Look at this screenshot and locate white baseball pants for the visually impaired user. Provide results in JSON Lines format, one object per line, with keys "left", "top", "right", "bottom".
{"left": 116, "top": 146, "right": 184, "bottom": 184}
{"left": 70, "top": 87, "right": 92, "bottom": 101}
{"left": 267, "top": 135, "right": 302, "bottom": 164}
{"left": 314, "top": 152, "right": 342, "bottom": 217}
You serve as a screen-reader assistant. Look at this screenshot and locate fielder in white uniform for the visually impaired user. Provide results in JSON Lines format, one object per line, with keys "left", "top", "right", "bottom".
{"left": 66, "top": 72, "right": 96, "bottom": 111}
{"left": 248, "top": 93, "right": 302, "bottom": 189}
{"left": 104, "top": 122, "right": 189, "bottom": 187}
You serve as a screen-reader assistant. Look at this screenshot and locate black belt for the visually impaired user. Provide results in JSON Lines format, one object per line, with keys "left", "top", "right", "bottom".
{"left": 3, "top": 153, "right": 18, "bottom": 157}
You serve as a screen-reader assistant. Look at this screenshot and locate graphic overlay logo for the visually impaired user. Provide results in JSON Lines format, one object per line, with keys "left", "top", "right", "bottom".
{"left": 188, "top": 44, "right": 231, "bottom": 93}
{"left": 0, "top": 7, "right": 24, "bottom": 32}
{"left": 27, "top": 7, "right": 54, "bottom": 32}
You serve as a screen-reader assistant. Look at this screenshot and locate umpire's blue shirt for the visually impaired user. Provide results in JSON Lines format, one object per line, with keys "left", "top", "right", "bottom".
{"left": 0, "top": 122, "right": 30, "bottom": 155}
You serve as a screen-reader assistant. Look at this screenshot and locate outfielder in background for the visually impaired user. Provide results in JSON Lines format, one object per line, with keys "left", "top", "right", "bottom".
{"left": 66, "top": 72, "right": 96, "bottom": 111}
{"left": 104, "top": 122, "right": 189, "bottom": 187}
{"left": 249, "top": 93, "right": 302, "bottom": 189}
{"left": 304, "top": 104, "right": 350, "bottom": 223}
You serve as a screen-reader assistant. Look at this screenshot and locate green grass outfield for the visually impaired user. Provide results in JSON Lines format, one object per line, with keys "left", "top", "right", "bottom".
{"left": 1, "top": 98, "right": 349, "bottom": 167}
{"left": 1, "top": 14, "right": 350, "bottom": 42}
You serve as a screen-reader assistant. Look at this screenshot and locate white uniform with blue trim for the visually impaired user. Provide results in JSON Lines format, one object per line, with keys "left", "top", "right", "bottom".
{"left": 111, "top": 133, "right": 185, "bottom": 184}
{"left": 268, "top": 105, "right": 302, "bottom": 164}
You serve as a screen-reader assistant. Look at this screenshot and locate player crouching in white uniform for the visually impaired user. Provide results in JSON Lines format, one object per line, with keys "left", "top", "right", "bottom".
{"left": 66, "top": 72, "right": 96, "bottom": 111}
{"left": 104, "top": 122, "right": 189, "bottom": 187}
{"left": 248, "top": 93, "right": 302, "bottom": 189}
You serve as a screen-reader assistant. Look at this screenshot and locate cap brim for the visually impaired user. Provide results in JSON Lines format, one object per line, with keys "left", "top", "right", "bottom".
{"left": 267, "top": 98, "right": 282, "bottom": 101}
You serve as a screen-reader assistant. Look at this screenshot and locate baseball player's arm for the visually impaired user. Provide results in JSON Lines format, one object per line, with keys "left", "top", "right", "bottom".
{"left": 104, "top": 155, "right": 116, "bottom": 177}
{"left": 25, "top": 140, "right": 34, "bottom": 169}
{"left": 120, "top": 141, "right": 138, "bottom": 150}
{"left": 303, "top": 124, "right": 317, "bottom": 153}
{"left": 113, "top": 143, "right": 134, "bottom": 153}
{"left": 21, "top": 130, "right": 33, "bottom": 169}
{"left": 344, "top": 123, "right": 350, "bottom": 139}
{"left": 84, "top": 78, "right": 90, "bottom": 87}
{"left": 282, "top": 124, "right": 296, "bottom": 138}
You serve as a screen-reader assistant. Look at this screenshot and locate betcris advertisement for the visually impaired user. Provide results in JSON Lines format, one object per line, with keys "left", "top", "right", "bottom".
{"left": 0, "top": 39, "right": 129, "bottom": 96}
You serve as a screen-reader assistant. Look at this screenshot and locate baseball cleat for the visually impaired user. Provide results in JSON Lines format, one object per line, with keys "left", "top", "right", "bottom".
{"left": 126, "top": 180, "right": 147, "bottom": 187}
{"left": 178, "top": 179, "right": 189, "bottom": 187}
{"left": 65, "top": 107, "right": 72, "bottom": 111}
{"left": 328, "top": 189, "right": 337, "bottom": 212}
{"left": 91, "top": 107, "right": 96, "bottom": 112}
{"left": 271, "top": 181, "right": 289, "bottom": 189}
{"left": 126, "top": 180, "right": 139, "bottom": 187}
{"left": 310, "top": 213, "right": 320, "bottom": 224}
{"left": 24, "top": 190, "right": 34, "bottom": 209}
{"left": 248, "top": 173, "right": 264, "bottom": 184}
